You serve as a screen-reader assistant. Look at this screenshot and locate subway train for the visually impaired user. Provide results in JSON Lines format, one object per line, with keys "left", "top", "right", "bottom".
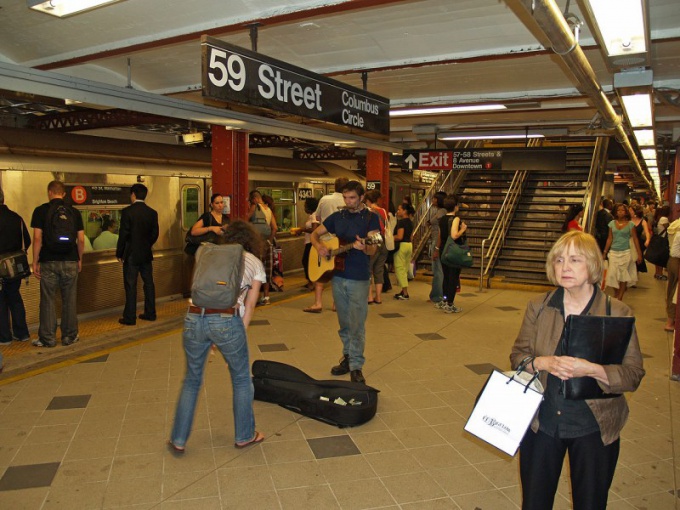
{"left": 0, "top": 127, "right": 423, "bottom": 325}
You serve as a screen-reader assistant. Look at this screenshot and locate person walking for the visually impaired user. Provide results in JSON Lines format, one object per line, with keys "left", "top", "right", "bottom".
{"left": 603, "top": 203, "right": 643, "bottom": 301}
{"left": 247, "top": 190, "right": 277, "bottom": 306}
{"left": 116, "top": 184, "right": 159, "bottom": 325}
{"left": 594, "top": 198, "right": 614, "bottom": 254}
{"left": 428, "top": 191, "right": 447, "bottom": 304}
{"left": 30, "top": 180, "right": 85, "bottom": 347}
{"left": 364, "top": 190, "right": 388, "bottom": 305}
{"left": 310, "top": 180, "right": 380, "bottom": 384}
{"left": 168, "top": 220, "right": 267, "bottom": 454}
{"left": 0, "top": 187, "right": 32, "bottom": 345}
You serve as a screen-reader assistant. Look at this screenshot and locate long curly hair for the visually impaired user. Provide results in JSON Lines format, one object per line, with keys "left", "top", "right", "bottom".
{"left": 221, "top": 220, "right": 264, "bottom": 256}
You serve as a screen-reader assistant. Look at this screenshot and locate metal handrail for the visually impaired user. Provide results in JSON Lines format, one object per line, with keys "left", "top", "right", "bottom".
{"left": 478, "top": 169, "right": 528, "bottom": 291}
{"left": 581, "top": 137, "right": 609, "bottom": 234}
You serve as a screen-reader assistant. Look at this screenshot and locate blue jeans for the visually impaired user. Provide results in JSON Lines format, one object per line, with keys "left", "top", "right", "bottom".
{"left": 332, "top": 277, "right": 370, "bottom": 371}
{"left": 429, "top": 242, "right": 444, "bottom": 302}
{"left": 0, "top": 279, "right": 30, "bottom": 342}
{"left": 39, "top": 261, "right": 79, "bottom": 345}
{"left": 171, "top": 312, "right": 255, "bottom": 446}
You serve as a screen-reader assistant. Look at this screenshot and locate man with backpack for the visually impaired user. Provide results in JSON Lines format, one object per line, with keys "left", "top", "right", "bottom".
{"left": 116, "top": 184, "right": 159, "bottom": 325}
{"left": 30, "top": 180, "right": 85, "bottom": 347}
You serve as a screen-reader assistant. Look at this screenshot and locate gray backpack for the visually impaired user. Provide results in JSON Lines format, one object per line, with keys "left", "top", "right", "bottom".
{"left": 191, "top": 243, "right": 245, "bottom": 309}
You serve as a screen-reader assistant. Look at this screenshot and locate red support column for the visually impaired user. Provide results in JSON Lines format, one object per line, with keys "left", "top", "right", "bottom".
{"left": 211, "top": 126, "right": 249, "bottom": 220}
{"left": 366, "top": 149, "right": 390, "bottom": 208}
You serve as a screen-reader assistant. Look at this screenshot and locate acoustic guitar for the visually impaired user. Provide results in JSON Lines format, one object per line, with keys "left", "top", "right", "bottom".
{"left": 308, "top": 233, "right": 383, "bottom": 283}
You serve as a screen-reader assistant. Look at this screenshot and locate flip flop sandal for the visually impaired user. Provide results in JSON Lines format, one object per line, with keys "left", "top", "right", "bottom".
{"left": 235, "top": 431, "right": 264, "bottom": 449}
{"left": 303, "top": 307, "right": 322, "bottom": 313}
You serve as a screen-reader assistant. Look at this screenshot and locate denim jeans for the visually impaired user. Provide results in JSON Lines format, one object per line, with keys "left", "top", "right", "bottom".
{"left": 123, "top": 261, "right": 156, "bottom": 321}
{"left": 429, "top": 241, "right": 444, "bottom": 302}
{"left": 171, "top": 312, "right": 255, "bottom": 447}
{"left": 0, "top": 279, "right": 30, "bottom": 342}
{"left": 332, "top": 276, "right": 370, "bottom": 371}
{"left": 39, "top": 261, "right": 79, "bottom": 345}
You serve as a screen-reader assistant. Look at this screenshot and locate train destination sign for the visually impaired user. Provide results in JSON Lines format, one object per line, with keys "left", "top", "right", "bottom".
{"left": 402, "top": 150, "right": 503, "bottom": 171}
{"left": 66, "top": 185, "right": 131, "bottom": 206}
{"left": 201, "top": 36, "right": 390, "bottom": 136}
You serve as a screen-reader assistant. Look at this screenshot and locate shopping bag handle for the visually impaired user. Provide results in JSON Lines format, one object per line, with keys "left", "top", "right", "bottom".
{"left": 508, "top": 356, "right": 541, "bottom": 393}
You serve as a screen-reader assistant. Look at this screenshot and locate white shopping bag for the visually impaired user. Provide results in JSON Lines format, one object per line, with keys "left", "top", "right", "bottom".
{"left": 464, "top": 370, "right": 543, "bottom": 456}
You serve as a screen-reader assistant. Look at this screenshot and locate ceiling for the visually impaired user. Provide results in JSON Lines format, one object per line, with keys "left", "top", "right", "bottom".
{"left": 0, "top": 0, "right": 679, "bottom": 191}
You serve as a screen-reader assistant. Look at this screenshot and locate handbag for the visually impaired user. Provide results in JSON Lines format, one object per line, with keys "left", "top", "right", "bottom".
{"left": 644, "top": 231, "right": 669, "bottom": 267}
{"left": 0, "top": 218, "right": 31, "bottom": 284}
{"left": 441, "top": 237, "right": 473, "bottom": 268}
{"left": 464, "top": 358, "right": 544, "bottom": 456}
{"left": 184, "top": 231, "right": 218, "bottom": 256}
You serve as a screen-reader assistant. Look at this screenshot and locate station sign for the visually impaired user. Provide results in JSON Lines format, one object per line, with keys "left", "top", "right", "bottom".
{"left": 402, "top": 150, "right": 503, "bottom": 171}
{"left": 66, "top": 185, "right": 131, "bottom": 206}
{"left": 366, "top": 181, "right": 381, "bottom": 192}
{"left": 202, "top": 36, "right": 390, "bottom": 136}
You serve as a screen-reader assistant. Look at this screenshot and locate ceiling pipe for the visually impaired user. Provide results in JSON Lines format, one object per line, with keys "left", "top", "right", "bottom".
{"left": 514, "top": 0, "right": 654, "bottom": 193}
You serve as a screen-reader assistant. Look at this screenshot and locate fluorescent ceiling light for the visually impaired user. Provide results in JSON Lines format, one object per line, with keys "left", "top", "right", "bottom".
{"left": 439, "top": 132, "right": 543, "bottom": 141}
{"left": 390, "top": 104, "right": 506, "bottom": 117}
{"left": 584, "top": 0, "right": 646, "bottom": 57}
{"left": 633, "top": 129, "right": 654, "bottom": 147}
{"left": 641, "top": 148, "right": 656, "bottom": 160}
{"left": 620, "top": 93, "right": 653, "bottom": 127}
{"left": 27, "top": 0, "right": 125, "bottom": 17}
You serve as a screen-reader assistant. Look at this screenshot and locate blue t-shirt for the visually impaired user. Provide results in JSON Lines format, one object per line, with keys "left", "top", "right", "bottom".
{"left": 608, "top": 220, "right": 634, "bottom": 251}
{"left": 323, "top": 208, "right": 380, "bottom": 281}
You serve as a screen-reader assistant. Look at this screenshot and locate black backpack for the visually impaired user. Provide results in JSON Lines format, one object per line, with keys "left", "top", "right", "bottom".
{"left": 44, "top": 203, "right": 78, "bottom": 253}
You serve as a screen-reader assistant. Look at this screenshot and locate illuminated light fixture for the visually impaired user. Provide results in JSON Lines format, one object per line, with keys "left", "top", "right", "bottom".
{"left": 438, "top": 127, "right": 566, "bottom": 141}
{"left": 581, "top": 0, "right": 646, "bottom": 57}
{"left": 633, "top": 128, "right": 654, "bottom": 147}
{"left": 390, "top": 104, "right": 506, "bottom": 117}
{"left": 644, "top": 157, "right": 657, "bottom": 166}
{"left": 641, "top": 148, "right": 656, "bottom": 160}
{"left": 27, "top": 0, "right": 125, "bottom": 17}
{"left": 620, "top": 93, "right": 653, "bottom": 127}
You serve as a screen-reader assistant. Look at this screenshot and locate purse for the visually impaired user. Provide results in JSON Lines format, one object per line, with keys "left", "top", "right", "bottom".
{"left": 644, "top": 231, "right": 669, "bottom": 267}
{"left": 184, "top": 231, "right": 218, "bottom": 256}
{"left": 464, "top": 358, "right": 544, "bottom": 456}
{"left": 441, "top": 237, "right": 473, "bottom": 268}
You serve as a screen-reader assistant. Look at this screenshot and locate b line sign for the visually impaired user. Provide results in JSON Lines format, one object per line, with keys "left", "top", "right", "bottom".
{"left": 402, "top": 150, "right": 503, "bottom": 171}
{"left": 201, "top": 36, "right": 390, "bottom": 136}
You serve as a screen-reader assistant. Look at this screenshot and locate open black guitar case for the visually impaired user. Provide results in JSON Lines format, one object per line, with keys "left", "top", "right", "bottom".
{"left": 252, "top": 360, "right": 379, "bottom": 428}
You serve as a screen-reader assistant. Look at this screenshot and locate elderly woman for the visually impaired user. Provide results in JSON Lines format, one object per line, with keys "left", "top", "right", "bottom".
{"left": 169, "top": 220, "right": 267, "bottom": 454}
{"left": 510, "top": 231, "right": 644, "bottom": 510}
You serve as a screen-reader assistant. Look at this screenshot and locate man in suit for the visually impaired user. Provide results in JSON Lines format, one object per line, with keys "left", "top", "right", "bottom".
{"left": 116, "top": 184, "right": 159, "bottom": 325}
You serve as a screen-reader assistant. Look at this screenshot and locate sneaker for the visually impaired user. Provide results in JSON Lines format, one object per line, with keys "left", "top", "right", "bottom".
{"left": 258, "top": 297, "right": 270, "bottom": 306}
{"left": 62, "top": 335, "right": 80, "bottom": 346}
{"left": 397, "top": 294, "right": 409, "bottom": 300}
{"left": 32, "top": 339, "right": 56, "bottom": 348}
{"left": 16, "top": 336, "right": 31, "bottom": 342}
{"left": 0, "top": 339, "right": 11, "bottom": 346}
{"left": 434, "top": 301, "right": 446, "bottom": 309}
{"left": 443, "top": 304, "right": 462, "bottom": 314}
{"left": 331, "top": 355, "right": 350, "bottom": 376}
{"left": 671, "top": 374, "right": 680, "bottom": 382}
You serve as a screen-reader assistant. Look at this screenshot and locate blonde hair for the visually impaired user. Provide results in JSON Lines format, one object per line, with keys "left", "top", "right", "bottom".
{"left": 545, "top": 231, "right": 603, "bottom": 285}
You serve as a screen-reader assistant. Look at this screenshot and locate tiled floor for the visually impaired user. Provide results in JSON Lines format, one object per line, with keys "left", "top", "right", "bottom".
{"left": 0, "top": 272, "right": 679, "bottom": 509}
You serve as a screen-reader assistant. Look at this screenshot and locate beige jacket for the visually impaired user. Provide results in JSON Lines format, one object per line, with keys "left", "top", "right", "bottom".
{"left": 510, "top": 288, "right": 645, "bottom": 445}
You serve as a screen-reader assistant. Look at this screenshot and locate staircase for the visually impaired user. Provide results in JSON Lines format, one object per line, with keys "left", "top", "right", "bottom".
{"left": 491, "top": 146, "right": 594, "bottom": 285}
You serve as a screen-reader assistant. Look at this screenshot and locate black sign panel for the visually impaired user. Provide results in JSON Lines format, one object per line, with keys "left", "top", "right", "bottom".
{"left": 401, "top": 150, "right": 503, "bottom": 171}
{"left": 366, "top": 181, "right": 381, "bottom": 192}
{"left": 297, "top": 188, "right": 314, "bottom": 201}
{"left": 65, "top": 185, "right": 131, "bottom": 206}
{"left": 202, "top": 36, "right": 390, "bottom": 136}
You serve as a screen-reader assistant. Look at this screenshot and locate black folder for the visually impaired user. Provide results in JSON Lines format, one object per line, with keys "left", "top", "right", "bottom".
{"left": 561, "top": 315, "right": 636, "bottom": 400}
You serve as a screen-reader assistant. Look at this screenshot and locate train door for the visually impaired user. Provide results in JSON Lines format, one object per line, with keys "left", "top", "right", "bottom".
{"left": 179, "top": 178, "right": 204, "bottom": 294}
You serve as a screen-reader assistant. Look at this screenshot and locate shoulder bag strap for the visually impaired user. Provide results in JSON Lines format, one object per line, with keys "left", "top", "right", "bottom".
{"left": 606, "top": 295, "right": 611, "bottom": 316}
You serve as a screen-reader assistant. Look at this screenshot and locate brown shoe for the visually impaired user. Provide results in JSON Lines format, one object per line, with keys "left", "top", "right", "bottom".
{"left": 350, "top": 370, "right": 365, "bottom": 384}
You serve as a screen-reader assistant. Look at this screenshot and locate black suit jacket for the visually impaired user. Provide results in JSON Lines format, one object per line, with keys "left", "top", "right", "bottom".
{"left": 116, "top": 201, "right": 159, "bottom": 264}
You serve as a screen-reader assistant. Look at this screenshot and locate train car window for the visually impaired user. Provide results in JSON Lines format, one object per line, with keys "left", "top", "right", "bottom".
{"left": 79, "top": 209, "right": 123, "bottom": 252}
{"left": 182, "top": 186, "right": 200, "bottom": 230}
{"left": 256, "top": 187, "right": 296, "bottom": 232}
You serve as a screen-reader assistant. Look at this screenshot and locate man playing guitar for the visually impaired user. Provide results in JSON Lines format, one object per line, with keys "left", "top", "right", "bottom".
{"left": 310, "top": 180, "right": 381, "bottom": 384}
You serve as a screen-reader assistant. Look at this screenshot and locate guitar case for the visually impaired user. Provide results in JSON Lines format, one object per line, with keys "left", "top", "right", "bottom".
{"left": 252, "top": 360, "right": 379, "bottom": 428}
